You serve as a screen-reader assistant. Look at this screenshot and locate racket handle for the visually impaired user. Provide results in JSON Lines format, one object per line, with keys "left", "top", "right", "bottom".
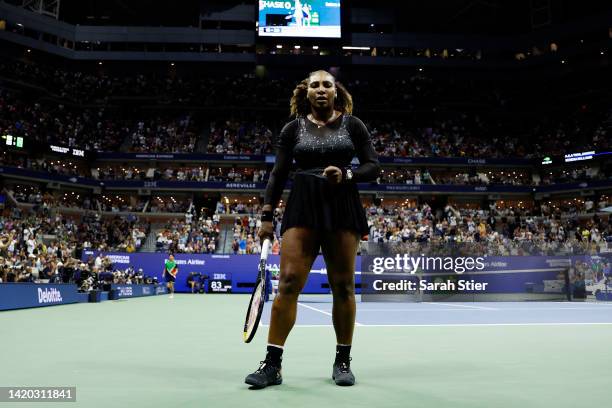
{"left": 260, "top": 238, "right": 271, "bottom": 260}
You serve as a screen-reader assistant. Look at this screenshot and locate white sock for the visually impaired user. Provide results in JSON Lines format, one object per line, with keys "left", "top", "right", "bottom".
{"left": 267, "top": 343, "right": 284, "bottom": 350}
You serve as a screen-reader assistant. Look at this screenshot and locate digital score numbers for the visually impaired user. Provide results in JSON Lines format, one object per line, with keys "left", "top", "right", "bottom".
{"left": 208, "top": 273, "right": 232, "bottom": 293}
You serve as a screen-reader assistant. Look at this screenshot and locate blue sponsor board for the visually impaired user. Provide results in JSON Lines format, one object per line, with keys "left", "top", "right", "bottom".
{"left": 82, "top": 251, "right": 331, "bottom": 294}
{"left": 82, "top": 252, "right": 608, "bottom": 300}
{"left": 0, "top": 166, "right": 100, "bottom": 186}
{"left": 94, "top": 153, "right": 265, "bottom": 162}
{"left": 109, "top": 284, "right": 166, "bottom": 299}
{"left": 378, "top": 156, "right": 534, "bottom": 166}
{"left": 91, "top": 180, "right": 268, "bottom": 190}
{"left": 536, "top": 179, "right": 612, "bottom": 192}
{"left": 3, "top": 165, "right": 611, "bottom": 194}
{"left": 595, "top": 291, "right": 612, "bottom": 301}
{"left": 0, "top": 283, "right": 79, "bottom": 311}
{"left": 357, "top": 183, "right": 533, "bottom": 193}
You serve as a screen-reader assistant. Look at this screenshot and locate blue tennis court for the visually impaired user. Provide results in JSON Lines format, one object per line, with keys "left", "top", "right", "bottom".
{"left": 262, "top": 297, "right": 612, "bottom": 326}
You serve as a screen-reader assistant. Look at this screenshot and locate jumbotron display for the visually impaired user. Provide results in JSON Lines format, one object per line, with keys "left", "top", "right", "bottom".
{"left": 258, "top": 0, "right": 341, "bottom": 38}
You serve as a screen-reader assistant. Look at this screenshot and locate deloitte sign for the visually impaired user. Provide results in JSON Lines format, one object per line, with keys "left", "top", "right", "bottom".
{"left": 38, "top": 288, "right": 64, "bottom": 304}
{"left": 1, "top": 283, "right": 79, "bottom": 311}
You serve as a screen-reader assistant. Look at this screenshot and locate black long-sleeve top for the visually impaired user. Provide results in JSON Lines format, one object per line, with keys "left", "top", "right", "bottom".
{"left": 264, "top": 114, "right": 380, "bottom": 208}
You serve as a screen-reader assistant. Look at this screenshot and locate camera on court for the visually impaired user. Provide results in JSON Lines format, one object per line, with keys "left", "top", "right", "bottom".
{"left": 187, "top": 272, "right": 209, "bottom": 293}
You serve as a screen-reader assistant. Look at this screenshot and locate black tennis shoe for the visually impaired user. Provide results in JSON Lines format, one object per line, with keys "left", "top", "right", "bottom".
{"left": 245, "top": 359, "right": 282, "bottom": 389}
{"left": 332, "top": 358, "right": 355, "bottom": 386}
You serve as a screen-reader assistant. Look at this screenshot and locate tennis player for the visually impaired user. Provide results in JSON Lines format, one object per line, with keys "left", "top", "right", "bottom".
{"left": 164, "top": 254, "right": 178, "bottom": 299}
{"left": 245, "top": 70, "right": 380, "bottom": 388}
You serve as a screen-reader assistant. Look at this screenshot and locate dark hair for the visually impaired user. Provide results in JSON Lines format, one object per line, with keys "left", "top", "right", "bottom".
{"left": 289, "top": 70, "right": 353, "bottom": 117}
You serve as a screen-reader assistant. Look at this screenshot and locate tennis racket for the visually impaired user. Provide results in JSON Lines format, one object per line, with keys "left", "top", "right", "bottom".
{"left": 243, "top": 238, "right": 271, "bottom": 343}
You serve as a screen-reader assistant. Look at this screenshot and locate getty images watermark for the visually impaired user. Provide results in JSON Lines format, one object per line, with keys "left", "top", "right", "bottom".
{"left": 360, "top": 241, "right": 600, "bottom": 302}
{"left": 364, "top": 252, "right": 489, "bottom": 296}
{"left": 360, "top": 242, "right": 494, "bottom": 302}
{"left": 359, "top": 241, "right": 573, "bottom": 302}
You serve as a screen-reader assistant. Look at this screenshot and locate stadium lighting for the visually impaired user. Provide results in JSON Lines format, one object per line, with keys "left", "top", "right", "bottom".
{"left": 294, "top": 45, "right": 300, "bottom": 49}
{"left": 312, "top": 45, "right": 319, "bottom": 50}
{"left": 342, "top": 46, "right": 370, "bottom": 50}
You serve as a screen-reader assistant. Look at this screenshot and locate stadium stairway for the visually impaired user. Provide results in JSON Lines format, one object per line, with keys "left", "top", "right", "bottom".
{"left": 119, "top": 133, "right": 133, "bottom": 152}
{"left": 140, "top": 222, "right": 165, "bottom": 252}
{"left": 195, "top": 122, "right": 210, "bottom": 153}
{"left": 216, "top": 216, "right": 237, "bottom": 254}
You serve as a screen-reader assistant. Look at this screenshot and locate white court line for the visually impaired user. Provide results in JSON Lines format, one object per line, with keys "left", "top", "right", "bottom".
{"left": 298, "top": 302, "right": 333, "bottom": 317}
{"left": 354, "top": 307, "right": 612, "bottom": 312}
{"left": 357, "top": 309, "right": 485, "bottom": 312}
{"left": 551, "top": 302, "right": 612, "bottom": 306}
{"left": 358, "top": 322, "right": 612, "bottom": 327}
{"left": 298, "top": 302, "right": 363, "bottom": 326}
{"left": 423, "top": 302, "right": 498, "bottom": 310}
{"left": 262, "top": 322, "right": 612, "bottom": 328}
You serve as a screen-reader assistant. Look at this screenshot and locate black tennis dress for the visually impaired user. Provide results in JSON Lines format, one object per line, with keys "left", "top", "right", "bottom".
{"left": 264, "top": 114, "right": 380, "bottom": 236}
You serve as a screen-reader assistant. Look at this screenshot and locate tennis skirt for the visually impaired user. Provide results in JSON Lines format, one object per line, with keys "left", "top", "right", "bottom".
{"left": 280, "top": 172, "right": 369, "bottom": 237}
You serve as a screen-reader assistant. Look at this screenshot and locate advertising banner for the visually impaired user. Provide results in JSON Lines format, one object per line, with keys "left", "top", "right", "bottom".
{"left": 82, "top": 251, "right": 332, "bottom": 294}
{"left": 0, "top": 283, "right": 79, "bottom": 311}
{"left": 108, "top": 284, "right": 166, "bottom": 299}
{"left": 82, "top": 251, "right": 611, "bottom": 300}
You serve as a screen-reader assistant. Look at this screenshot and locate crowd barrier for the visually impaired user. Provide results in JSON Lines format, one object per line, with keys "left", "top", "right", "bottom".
{"left": 2, "top": 254, "right": 606, "bottom": 310}
{"left": 0, "top": 283, "right": 169, "bottom": 311}
{"left": 0, "top": 283, "right": 81, "bottom": 311}
{"left": 108, "top": 284, "right": 168, "bottom": 299}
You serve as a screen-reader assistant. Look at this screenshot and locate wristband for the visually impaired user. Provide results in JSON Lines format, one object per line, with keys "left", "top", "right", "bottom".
{"left": 261, "top": 210, "right": 273, "bottom": 222}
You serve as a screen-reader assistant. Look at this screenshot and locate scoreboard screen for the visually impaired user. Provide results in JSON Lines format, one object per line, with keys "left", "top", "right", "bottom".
{"left": 208, "top": 273, "right": 232, "bottom": 293}
{"left": 258, "top": 0, "right": 341, "bottom": 38}
{"left": 2, "top": 134, "right": 23, "bottom": 149}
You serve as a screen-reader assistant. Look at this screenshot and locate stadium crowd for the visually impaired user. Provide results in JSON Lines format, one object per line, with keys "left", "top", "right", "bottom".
{"left": 155, "top": 208, "right": 220, "bottom": 254}
{"left": 2, "top": 59, "right": 610, "bottom": 158}
{"left": 207, "top": 119, "right": 274, "bottom": 155}
{"left": 1, "top": 57, "right": 611, "bottom": 289}
{"left": 1, "top": 194, "right": 609, "bottom": 287}
{"left": 0, "top": 89, "right": 200, "bottom": 153}
{"left": 0, "top": 207, "right": 149, "bottom": 285}
{"left": 364, "top": 200, "right": 611, "bottom": 255}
